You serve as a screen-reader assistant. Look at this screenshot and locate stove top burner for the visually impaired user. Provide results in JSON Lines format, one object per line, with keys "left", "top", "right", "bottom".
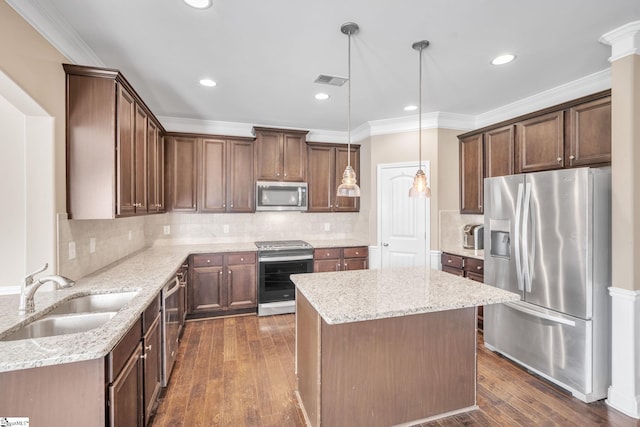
{"left": 255, "top": 240, "right": 312, "bottom": 251}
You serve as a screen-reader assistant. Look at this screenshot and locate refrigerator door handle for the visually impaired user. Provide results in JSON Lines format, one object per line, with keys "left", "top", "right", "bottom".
{"left": 504, "top": 301, "right": 576, "bottom": 327}
{"left": 514, "top": 183, "right": 524, "bottom": 291}
{"left": 522, "top": 182, "right": 533, "bottom": 292}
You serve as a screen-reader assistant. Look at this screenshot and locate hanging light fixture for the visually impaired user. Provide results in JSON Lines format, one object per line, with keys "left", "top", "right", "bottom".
{"left": 409, "top": 40, "right": 432, "bottom": 198}
{"left": 336, "top": 22, "right": 361, "bottom": 198}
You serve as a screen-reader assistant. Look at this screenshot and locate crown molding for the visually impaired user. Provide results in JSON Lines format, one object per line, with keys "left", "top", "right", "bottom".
{"left": 158, "top": 116, "right": 254, "bottom": 137}
{"left": 367, "top": 112, "right": 476, "bottom": 136}
{"left": 6, "top": 0, "right": 103, "bottom": 66}
{"left": 475, "top": 69, "right": 611, "bottom": 128}
{"left": 600, "top": 21, "right": 640, "bottom": 62}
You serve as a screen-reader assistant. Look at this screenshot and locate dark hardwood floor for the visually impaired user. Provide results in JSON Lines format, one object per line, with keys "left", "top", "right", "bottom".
{"left": 151, "top": 314, "right": 638, "bottom": 427}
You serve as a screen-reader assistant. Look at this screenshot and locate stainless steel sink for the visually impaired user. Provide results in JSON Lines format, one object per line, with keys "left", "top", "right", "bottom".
{"left": 1, "top": 311, "right": 117, "bottom": 341}
{"left": 47, "top": 291, "right": 138, "bottom": 315}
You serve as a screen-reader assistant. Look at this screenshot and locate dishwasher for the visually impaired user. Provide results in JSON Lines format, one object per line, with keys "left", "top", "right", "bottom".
{"left": 161, "top": 261, "right": 188, "bottom": 387}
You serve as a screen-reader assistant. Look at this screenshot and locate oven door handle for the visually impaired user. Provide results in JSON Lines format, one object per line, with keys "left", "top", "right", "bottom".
{"left": 258, "top": 254, "right": 313, "bottom": 262}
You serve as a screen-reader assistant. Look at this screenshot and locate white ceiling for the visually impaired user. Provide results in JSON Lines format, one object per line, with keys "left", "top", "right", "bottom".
{"left": 9, "top": 0, "right": 640, "bottom": 136}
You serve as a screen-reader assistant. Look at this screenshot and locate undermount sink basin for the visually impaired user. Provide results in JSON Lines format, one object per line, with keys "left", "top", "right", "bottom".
{"left": 47, "top": 291, "right": 138, "bottom": 315}
{"left": 1, "top": 311, "right": 117, "bottom": 341}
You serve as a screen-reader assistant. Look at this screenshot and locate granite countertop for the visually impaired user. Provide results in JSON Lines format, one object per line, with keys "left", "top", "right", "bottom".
{"left": 0, "top": 239, "right": 370, "bottom": 373}
{"left": 441, "top": 246, "right": 484, "bottom": 260}
{"left": 0, "top": 242, "right": 256, "bottom": 373}
{"left": 306, "top": 239, "right": 369, "bottom": 249}
{"left": 292, "top": 267, "right": 519, "bottom": 325}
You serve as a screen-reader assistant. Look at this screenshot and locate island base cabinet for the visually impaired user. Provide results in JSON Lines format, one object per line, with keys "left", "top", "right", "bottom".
{"left": 0, "top": 358, "right": 106, "bottom": 427}
{"left": 296, "top": 293, "right": 477, "bottom": 427}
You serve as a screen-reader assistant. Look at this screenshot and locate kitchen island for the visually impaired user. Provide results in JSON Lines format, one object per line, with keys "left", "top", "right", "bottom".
{"left": 292, "top": 267, "right": 519, "bottom": 427}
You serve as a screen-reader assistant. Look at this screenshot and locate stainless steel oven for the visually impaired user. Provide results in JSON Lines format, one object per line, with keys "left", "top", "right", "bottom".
{"left": 256, "top": 240, "right": 313, "bottom": 316}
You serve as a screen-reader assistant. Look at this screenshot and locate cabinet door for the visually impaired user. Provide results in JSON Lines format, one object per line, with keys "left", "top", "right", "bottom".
{"left": 201, "top": 138, "right": 226, "bottom": 212}
{"left": 143, "top": 315, "right": 162, "bottom": 424}
{"left": 484, "top": 125, "right": 514, "bottom": 178}
{"left": 147, "top": 120, "right": 158, "bottom": 213}
{"left": 156, "top": 135, "right": 165, "bottom": 212}
{"left": 255, "top": 130, "right": 282, "bottom": 180}
{"left": 516, "top": 110, "right": 564, "bottom": 173}
{"left": 567, "top": 97, "right": 611, "bottom": 167}
{"left": 334, "top": 146, "right": 360, "bottom": 212}
{"left": 282, "top": 133, "right": 306, "bottom": 181}
{"left": 189, "top": 265, "right": 224, "bottom": 313}
{"left": 109, "top": 343, "right": 144, "bottom": 427}
{"left": 134, "top": 105, "right": 148, "bottom": 213}
{"left": 459, "top": 134, "right": 484, "bottom": 214}
{"left": 166, "top": 136, "right": 198, "bottom": 212}
{"left": 307, "top": 144, "right": 334, "bottom": 212}
{"left": 227, "top": 262, "right": 257, "bottom": 309}
{"left": 228, "top": 140, "right": 255, "bottom": 212}
{"left": 117, "top": 85, "right": 136, "bottom": 217}
{"left": 343, "top": 258, "right": 367, "bottom": 271}
{"left": 314, "top": 259, "right": 341, "bottom": 272}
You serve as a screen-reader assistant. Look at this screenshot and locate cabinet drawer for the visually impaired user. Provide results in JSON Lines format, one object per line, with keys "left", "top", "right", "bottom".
{"left": 192, "top": 253, "right": 223, "bottom": 267}
{"left": 314, "top": 248, "right": 341, "bottom": 260}
{"left": 441, "top": 253, "right": 464, "bottom": 269}
{"left": 343, "top": 247, "right": 368, "bottom": 259}
{"left": 108, "top": 316, "right": 142, "bottom": 382}
{"left": 442, "top": 265, "right": 465, "bottom": 276}
{"left": 466, "top": 271, "right": 484, "bottom": 283}
{"left": 227, "top": 252, "right": 256, "bottom": 265}
{"left": 464, "top": 258, "right": 484, "bottom": 274}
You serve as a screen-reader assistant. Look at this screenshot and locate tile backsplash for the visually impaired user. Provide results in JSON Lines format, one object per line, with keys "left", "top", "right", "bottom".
{"left": 58, "top": 211, "right": 368, "bottom": 279}
{"left": 439, "top": 210, "right": 484, "bottom": 250}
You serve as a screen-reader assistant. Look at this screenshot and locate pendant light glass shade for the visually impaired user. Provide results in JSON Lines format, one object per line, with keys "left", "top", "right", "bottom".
{"left": 409, "top": 40, "right": 431, "bottom": 198}
{"left": 336, "top": 22, "right": 361, "bottom": 198}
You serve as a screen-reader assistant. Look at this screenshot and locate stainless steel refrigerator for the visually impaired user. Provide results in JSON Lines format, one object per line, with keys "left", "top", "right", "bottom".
{"left": 483, "top": 167, "right": 611, "bottom": 403}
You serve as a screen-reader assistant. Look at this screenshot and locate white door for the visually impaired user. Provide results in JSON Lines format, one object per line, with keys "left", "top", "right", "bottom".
{"left": 378, "top": 163, "right": 430, "bottom": 268}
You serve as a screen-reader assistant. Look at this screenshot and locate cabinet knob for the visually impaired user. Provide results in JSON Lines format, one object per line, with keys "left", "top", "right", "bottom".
{"left": 240, "top": 257, "right": 244, "bottom": 261}
{"left": 557, "top": 157, "right": 562, "bottom": 163}
{"left": 477, "top": 266, "right": 482, "bottom": 270}
{"left": 284, "top": 173, "right": 287, "bottom": 177}
{"left": 447, "top": 259, "right": 452, "bottom": 263}
{"left": 355, "top": 251, "right": 359, "bottom": 255}
{"left": 207, "top": 259, "right": 211, "bottom": 263}
{"left": 569, "top": 155, "right": 575, "bottom": 161}
{"left": 230, "top": 204, "right": 234, "bottom": 208}
{"left": 336, "top": 263, "right": 340, "bottom": 271}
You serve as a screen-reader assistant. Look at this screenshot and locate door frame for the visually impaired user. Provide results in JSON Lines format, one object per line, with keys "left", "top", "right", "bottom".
{"left": 376, "top": 161, "right": 431, "bottom": 269}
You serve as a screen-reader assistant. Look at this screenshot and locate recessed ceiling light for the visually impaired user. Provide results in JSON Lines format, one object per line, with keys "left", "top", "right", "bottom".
{"left": 184, "top": 0, "right": 212, "bottom": 9}
{"left": 315, "top": 93, "right": 329, "bottom": 100}
{"left": 491, "top": 54, "right": 516, "bottom": 65}
{"left": 404, "top": 105, "right": 417, "bottom": 111}
{"left": 199, "top": 78, "right": 216, "bottom": 87}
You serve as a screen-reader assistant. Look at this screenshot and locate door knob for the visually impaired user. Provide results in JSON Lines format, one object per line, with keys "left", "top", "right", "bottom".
{"left": 383, "top": 243, "right": 389, "bottom": 247}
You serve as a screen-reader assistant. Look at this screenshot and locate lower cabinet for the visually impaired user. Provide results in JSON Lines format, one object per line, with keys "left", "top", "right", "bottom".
{"left": 188, "top": 252, "right": 257, "bottom": 317}
{"left": 107, "top": 294, "right": 162, "bottom": 427}
{"left": 441, "top": 252, "right": 484, "bottom": 330}
{"left": 314, "top": 246, "right": 368, "bottom": 272}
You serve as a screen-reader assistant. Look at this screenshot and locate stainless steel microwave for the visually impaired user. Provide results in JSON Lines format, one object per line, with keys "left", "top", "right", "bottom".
{"left": 256, "top": 181, "right": 308, "bottom": 211}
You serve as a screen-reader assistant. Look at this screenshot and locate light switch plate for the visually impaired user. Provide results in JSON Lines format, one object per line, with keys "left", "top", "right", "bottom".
{"left": 163, "top": 225, "right": 171, "bottom": 235}
{"left": 324, "top": 223, "right": 331, "bottom": 231}
{"left": 68, "top": 241, "right": 76, "bottom": 260}
{"left": 223, "top": 224, "right": 229, "bottom": 234}
{"left": 89, "top": 237, "right": 96, "bottom": 253}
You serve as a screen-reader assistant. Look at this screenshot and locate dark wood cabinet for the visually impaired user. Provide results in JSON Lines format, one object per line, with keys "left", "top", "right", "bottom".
{"left": 142, "top": 305, "right": 162, "bottom": 424}
{"left": 254, "top": 127, "right": 308, "bottom": 182}
{"left": 109, "top": 342, "right": 144, "bottom": 427}
{"left": 441, "top": 252, "right": 484, "bottom": 330}
{"left": 167, "top": 135, "right": 254, "bottom": 213}
{"left": 64, "top": 64, "right": 164, "bottom": 219}
{"left": 314, "top": 246, "right": 368, "bottom": 272}
{"left": 459, "top": 134, "right": 484, "bottom": 214}
{"left": 188, "top": 252, "right": 257, "bottom": 317}
{"left": 566, "top": 96, "right": 611, "bottom": 167}
{"left": 165, "top": 136, "right": 198, "bottom": 212}
{"left": 484, "top": 125, "right": 515, "bottom": 178}
{"left": 307, "top": 142, "right": 360, "bottom": 212}
{"left": 516, "top": 110, "right": 564, "bottom": 173}
{"left": 147, "top": 120, "right": 165, "bottom": 213}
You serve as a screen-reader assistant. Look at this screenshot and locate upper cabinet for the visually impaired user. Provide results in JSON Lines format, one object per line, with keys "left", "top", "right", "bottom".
{"left": 64, "top": 64, "right": 165, "bottom": 219}
{"left": 254, "top": 127, "right": 308, "bottom": 182}
{"left": 515, "top": 110, "right": 564, "bottom": 173}
{"left": 459, "top": 134, "right": 484, "bottom": 214}
{"left": 165, "top": 134, "right": 255, "bottom": 213}
{"left": 457, "top": 91, "right": 611, "bottom": 214}
{"left": 307, "top": 142, "right": 360, "bottom": 212}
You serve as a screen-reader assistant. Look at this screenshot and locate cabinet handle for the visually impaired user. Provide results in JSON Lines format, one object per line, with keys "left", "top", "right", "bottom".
{"left": 140, "top": 354, "right": 147, "bottom": 360}
{"left": 557, "top": 157, "right": 562, "bottom": 163}
{"left": 569, "top": 155, "right": 575, "bottom": 161}
{"left": 477, "top": 266, "right": 482, "bottom": 270}
{"left": 230, "top": 204, "right": 234, "bottom": 208}
{"left": 344, "top": 263, "right": 348, "bottom": 270}
{"left": 284, "top": 173, "right": 287, "bottom": 177}
{"left": 145, "top": 344, "right": 152, "bottom": 351}
{"left": 447, "top": 259, "right": 452, "bottom": 263}
{"left": 336, "top": 263, "right": 340, "bottom": 271}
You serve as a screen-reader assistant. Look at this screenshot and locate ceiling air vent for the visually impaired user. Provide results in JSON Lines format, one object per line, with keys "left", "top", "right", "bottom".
{"left": 314, "top": 74, "right": 348, "bottom": 87}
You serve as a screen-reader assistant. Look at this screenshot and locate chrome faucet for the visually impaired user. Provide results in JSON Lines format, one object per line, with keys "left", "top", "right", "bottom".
{"left": 19, "top": 263, "right": 76, "bottom": 315}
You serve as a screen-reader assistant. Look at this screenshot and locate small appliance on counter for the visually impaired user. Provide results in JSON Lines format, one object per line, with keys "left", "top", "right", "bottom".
{"left": 463, "top": 224, "right": 484, "bottom": 249}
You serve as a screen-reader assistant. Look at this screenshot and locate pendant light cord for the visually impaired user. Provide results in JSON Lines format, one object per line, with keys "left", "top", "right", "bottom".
{"left": 418, "top": 45, "right": 422, "bottom": 171}
{"left": 347, "top": 30, "right": 352, "bottom": 168}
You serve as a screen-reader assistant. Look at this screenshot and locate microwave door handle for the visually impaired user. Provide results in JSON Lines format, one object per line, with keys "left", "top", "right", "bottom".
{"left": 514, "top": 183, "right": 524, "bottom": 291}
{"left": 298, "top": 187, "right": 302, "bottom": 207}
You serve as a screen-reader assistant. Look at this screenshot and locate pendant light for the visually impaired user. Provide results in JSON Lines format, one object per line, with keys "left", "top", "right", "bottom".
{"left": 409, "top": 40, "right": 432, "bottom": 198}
{"left": 336, "top": 22, "right": 361, "bottom": 198}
